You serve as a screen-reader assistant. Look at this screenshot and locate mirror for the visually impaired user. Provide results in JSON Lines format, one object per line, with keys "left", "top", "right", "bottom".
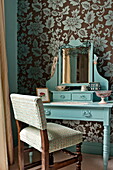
{"left": 62, "top": 47, "right": 89, "bottom": 83}
{"left": 58, "top": 40, "right": 94, "bottom": 86}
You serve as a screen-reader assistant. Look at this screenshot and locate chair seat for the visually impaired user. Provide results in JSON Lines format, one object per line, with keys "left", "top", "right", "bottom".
{"left": 20, "top": 123, "right": 82, "bottom": 153}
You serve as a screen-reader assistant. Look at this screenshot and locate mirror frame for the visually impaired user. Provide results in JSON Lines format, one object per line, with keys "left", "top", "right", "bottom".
{"left": 58, "top": 39, "right": 94, "bottom": 87}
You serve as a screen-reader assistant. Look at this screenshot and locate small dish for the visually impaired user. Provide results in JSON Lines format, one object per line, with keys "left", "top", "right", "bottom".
{"left": 56, "top": 86, "right": 66, "bottom": 91}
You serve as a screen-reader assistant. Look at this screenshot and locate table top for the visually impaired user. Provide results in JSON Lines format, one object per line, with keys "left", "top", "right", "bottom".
{"left": 44, "top": 101, "right": 113, "bottom": 108}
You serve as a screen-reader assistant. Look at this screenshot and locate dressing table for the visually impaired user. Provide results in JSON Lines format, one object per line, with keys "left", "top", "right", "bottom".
{"left": 44, "top": 40, "right": 112, "bottom": 170}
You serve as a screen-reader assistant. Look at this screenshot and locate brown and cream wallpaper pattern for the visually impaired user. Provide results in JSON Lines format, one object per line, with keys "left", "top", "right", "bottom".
{"left": 17, "top": 0, "right": 113, "bottom": 143}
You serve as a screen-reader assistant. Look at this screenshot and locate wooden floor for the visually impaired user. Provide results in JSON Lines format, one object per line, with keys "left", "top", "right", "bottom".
{"left": 9, "top": 148, "right": 113, "bottom": 170}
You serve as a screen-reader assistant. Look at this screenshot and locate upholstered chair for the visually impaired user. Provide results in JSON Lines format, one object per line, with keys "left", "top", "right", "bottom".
{"left": 10, "top": 94, "right": 83, "bottom": 170}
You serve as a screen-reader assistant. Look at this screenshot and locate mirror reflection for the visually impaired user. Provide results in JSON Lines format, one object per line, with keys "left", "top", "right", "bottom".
{"left": 62, "top": 47, "right": 90, "bottom": 84}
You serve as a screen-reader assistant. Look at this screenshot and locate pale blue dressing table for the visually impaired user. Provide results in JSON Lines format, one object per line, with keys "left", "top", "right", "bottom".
{"left": 44, "top": 40, "right": 113, "bottom": 170}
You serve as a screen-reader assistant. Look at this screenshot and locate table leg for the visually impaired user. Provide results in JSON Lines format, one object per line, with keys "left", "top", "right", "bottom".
{"left": 103, "top": 125, "right": 110, "bottom": 170}
{"left": 29, "top": 145, "right": 33, "bottom": 163}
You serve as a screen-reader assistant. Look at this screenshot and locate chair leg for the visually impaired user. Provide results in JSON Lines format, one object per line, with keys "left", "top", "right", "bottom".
{"left": 42, "top": 150, "right": 49, "bottom": 170}
{"left": 76, "top": 143, "right": 82, "bottom": 170}
{"left": 18, "top": 140, "right": 24, "bottom": 170}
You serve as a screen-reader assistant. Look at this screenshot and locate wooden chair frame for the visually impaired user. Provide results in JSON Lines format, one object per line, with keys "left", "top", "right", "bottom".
{"left": 16, "top": 120, "right": 82, "bottom": 170}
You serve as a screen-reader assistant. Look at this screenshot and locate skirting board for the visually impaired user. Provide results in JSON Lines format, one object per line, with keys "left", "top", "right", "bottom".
{"left": 67, "top": 142, "right": 113, "bottom": 156}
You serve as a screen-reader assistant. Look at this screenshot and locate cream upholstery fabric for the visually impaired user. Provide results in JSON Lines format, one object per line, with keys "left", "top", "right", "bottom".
{"left": 10, "top": 94, "right": 47, "bottom": 130}
{"left": 11, "top": 94, "right": 83, "bottom": 154}
{"left": 20, "top": 123, "right": 83, "bottom": 153}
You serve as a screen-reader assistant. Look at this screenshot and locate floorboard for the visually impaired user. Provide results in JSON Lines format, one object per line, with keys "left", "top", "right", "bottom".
{"left": 9, "top": 148, "right": 113, "bottom": 170}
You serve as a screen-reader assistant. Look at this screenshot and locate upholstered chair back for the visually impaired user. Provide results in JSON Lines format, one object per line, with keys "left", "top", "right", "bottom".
{"left": 10, "top": 94, "right": 47, "bottom": 130}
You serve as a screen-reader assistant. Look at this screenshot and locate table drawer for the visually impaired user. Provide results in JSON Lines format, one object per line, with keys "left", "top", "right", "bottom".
{"left": 53, "top": 93, "right": 71, "bottom": 101}
{"left": 45, "top": 107, "right": 105, "bottom": 121}
{"left": 72, "top": 93, "right": 91, "bottom": 101}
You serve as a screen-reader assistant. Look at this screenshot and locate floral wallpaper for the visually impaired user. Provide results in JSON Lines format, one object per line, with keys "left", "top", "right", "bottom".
{"left": 17, "top": 0, "right": 113, "bottom": 143}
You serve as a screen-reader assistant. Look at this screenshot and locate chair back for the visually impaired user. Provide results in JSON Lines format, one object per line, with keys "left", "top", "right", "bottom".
{"left": 10, "top": 94, "right": 47, "bottom": 130}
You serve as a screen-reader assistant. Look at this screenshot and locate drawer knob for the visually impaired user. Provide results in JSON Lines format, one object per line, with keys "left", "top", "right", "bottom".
{"left": 80, "top": 95, "right": 86, "bottom": 99}
{"left": 45, "top": 110, "right": 51, "bottom": 115}
{"left": 83, "top": 111, "right": 92, "bottom": 118}
{"left": 60, "top": 95, "right": 65, "bottom": 99}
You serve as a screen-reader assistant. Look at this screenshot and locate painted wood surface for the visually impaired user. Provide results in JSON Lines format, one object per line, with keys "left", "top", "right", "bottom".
{"left": 44, "top": 102, "right": 112, "bottom": 170}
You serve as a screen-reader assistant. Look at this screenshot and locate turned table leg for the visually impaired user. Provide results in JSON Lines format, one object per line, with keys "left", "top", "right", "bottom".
{"left": 103, "top": 125, "right": 110, "bottom": 170}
